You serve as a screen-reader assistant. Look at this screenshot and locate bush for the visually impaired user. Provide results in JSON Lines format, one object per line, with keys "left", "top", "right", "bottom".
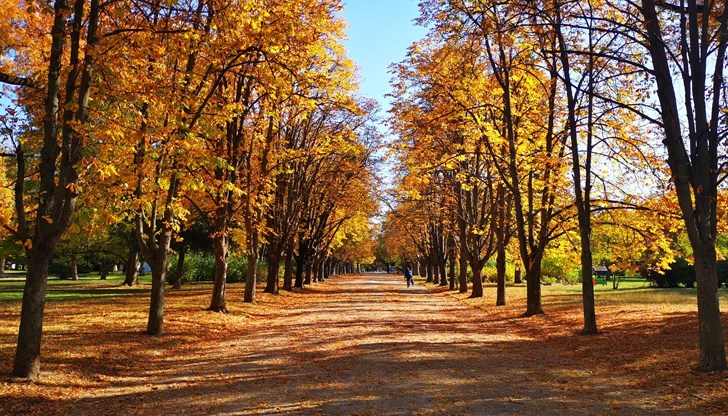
{"left": 541, "top": 256, "right": 572, "bottom": 282}
{"left": 168, "top": 251, "right": 267, "bottom": 284}
{"left": 644, "top": 258, "right": 696, "bottom": 288}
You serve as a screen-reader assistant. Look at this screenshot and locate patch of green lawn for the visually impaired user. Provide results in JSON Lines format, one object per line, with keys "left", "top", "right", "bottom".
{"left": 0, "top": 272, "right": 152, "bottom": 303}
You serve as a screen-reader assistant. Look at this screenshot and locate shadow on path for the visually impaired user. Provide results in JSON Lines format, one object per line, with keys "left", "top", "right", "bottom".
{"left": 1, "top": 273, "right": 704, "bottom": 415}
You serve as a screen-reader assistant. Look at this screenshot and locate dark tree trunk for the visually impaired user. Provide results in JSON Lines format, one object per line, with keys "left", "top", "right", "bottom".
{"left": 12, "top": 248, "right": 52, "bottom": 379}
{"left": 579, "top": 228, "right": 596, "bottom": 332}
{"left": 70, "top": 254, "right": 79, "bottom": 281}
{"left": 173, "top": 244, "right": 186, "bottom": 289}
{"left": 294, "top": 240, "right": 307, "bottom": 288}
{"left": 496, "top": 241, "right": 506, "bottom": 306}
{"left": 146, "top": 255, "right": 167, "bottom": 335}
{"left": 426, "top": 259, "right": 433, "bottom": 283}
{"left": 694, "top": 246, "right": 726, "bottom": 370}
{"left": 123, "top": 248, "right": 139, "bottom": 286}
{"left": 524, "top": 258, "right": 544, "bottom": 316}
{"left": 640, "top": 0, "right": 726, "bottom": 371}
{"left": 514, "top": 266, "right": 522, "bottom": 284}
{"left": 208, "top": 235, "right": 228, "bottom": 312}
{"left": 12, "top": 0, "right": 99, "bottom": 379}
{"left": 470, "top": 263, "right": 483, "bottom": 298}
{"left": 244, "top": 250, "right": 258, "bottom": 303}
{"left": 448, "top": 249, "right": 456, "bottom": 290}
{"left": 318, "top": 259, "right": 326, "bottom": 281}
{"left": 283, "top": 243, "right": 294, "bottom": 291}
{"left": 458, "top": 253, "right": 468, "bottom": 293}
{"left": 99, "top": 261, "right": 109, "bottom": 280}
{"left": 552, "top": 1, "right": 596, "bottom": 334}
{"left": 439, "top": 250, "right": 448, "bottom": 287}
{"left": 304, "top": 260, "right": 313, "bottom": 285}
{"left": 430, "top": 249, "right": 439, "bottom": 285}
{"left": 264, "top": 251, "right": 281, "bottom": 294}
{"left": 0, "top": 257, "right": 5, "bottom": 275}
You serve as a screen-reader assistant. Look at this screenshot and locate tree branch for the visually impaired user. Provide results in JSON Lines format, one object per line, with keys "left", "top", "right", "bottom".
{"left": 0, "top": 72, "right": 41, "bottom": 89}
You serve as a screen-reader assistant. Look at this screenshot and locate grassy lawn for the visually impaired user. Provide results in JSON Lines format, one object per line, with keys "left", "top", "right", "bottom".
{"left": 0, "top": 272, "right": 152, "bottom": 303}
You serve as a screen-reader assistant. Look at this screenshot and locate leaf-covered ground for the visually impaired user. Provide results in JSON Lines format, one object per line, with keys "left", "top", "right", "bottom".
{"left": 0, "top": 274, "right": 726, "bottom": 415}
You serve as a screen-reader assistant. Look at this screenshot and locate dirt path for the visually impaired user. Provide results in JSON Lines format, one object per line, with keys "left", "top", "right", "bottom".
{"left": 47, "top": 274, "right": 696, "bottom": 415}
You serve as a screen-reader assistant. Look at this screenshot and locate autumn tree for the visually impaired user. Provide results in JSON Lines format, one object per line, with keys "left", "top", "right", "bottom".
{"left": 636, "top": 0, "right": 728, "bottom": 371}
{"left": 0, "top": 0, "right": 104, "bottom": 379}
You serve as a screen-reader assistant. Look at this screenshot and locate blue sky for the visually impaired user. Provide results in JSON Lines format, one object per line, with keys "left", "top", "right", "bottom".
{"left": 341, "top": 0, "right": 426, "bottom": 109}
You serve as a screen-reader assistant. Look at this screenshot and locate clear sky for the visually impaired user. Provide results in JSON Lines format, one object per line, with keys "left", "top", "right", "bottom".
{"left": 340, "top": 0, "right": 426, "bottom": 108}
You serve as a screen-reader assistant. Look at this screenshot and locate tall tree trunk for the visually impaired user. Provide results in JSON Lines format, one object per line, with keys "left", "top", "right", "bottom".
{"left": 524, "top": 256, "right": 544, "bottom": 316}
{"left": 294, "top": 239, "right": 307, "bottom": 288}
{"left": 244, "top": 248, "right": 258, "bottom": 303}
{"left": 694, "top": 245, "right": 726, "bottom": 370}
{"left": 318, "top": 259, "right": 326, "bottom": 281}
{"left": 70, "top": 254, "right": 79, "bottom": 281}
{"left": 496, "top": 241, "right": 506, "bottom": 306}
{"left": 0, "top": 257, "right": 5, "bottom": 275}
{"left": 123, "top": 249, "right": 139, "bottom": 286}
{"left": 552, "top": 0, "right": 596, "bottom": 334}
{"left": 99, "top": 261, "right": 109, "bottom": 280}
{"left": 430, "top": 249, "right": 439, "bottom": 285}
{"left": 265, "top": 251, "right": 281, "bottom": 294}
{"left": 208, "top": 235, "right": 228, "bottom": 312}
{"left": 146, "top": 255, "right": 167, "bottom": 335}
{"left": 12, "top": 0, "right": 99, "bottom": 380}
{"left": 470, "top": 262, "right": 483, "bottom": 298}
{"left": 640, "top": 0, "right": 726, "bottom": 372}
{"left": 304, "top": 260, "right": 313, "bottom": 285}
{"left": 173, "top": 244, "right": 186, "bottom": 289}
{"left": 283, "top": 243, "right": 294, "bottom": 291}
{"left": 514, "top": 265, "right": 522, "bottom": 284}
{"left": 12, "top": 247, "right": 52, "bottom": 379}
{"left": 426, "top": 259, "right": 433, "bottom": 283}
{"left": 458, "top": 253, "right": 468, "bottom": 294}
{"left": 439, "top": 258, "right": 448, "bottom": 286}
{"left": 448, "top": 251, "right": 456, "bottom": 290}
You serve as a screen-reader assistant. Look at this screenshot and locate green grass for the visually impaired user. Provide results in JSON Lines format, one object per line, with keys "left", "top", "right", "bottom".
{"left": 537, "top": 276, "right": 728, "bottom": 307}
{"left": 0, "top": 272, "right": 152, "bottom": 303}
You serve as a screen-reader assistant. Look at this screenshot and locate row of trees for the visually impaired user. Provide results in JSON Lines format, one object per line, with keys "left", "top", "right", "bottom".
{"left": 0, "top": 0, "right": 377, "bottom": 380}
{"left": 383, "top": 0, "right": 727, "bottom": 372}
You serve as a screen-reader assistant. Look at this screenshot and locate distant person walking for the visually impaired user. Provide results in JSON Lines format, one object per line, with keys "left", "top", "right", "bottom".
{"left": 404, "top": 267, "right": 414, "bottom": 287}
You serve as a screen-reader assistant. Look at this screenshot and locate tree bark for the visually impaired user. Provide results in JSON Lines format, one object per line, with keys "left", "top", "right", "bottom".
{"left": 448, "top": 247, "right": 456, "bottom": 290}
{"left": 146, "top": 255, "right": 167, "bottom": 335}
{"left": 524, "top": 257, "right": 544, "bottom": 316}
{"left": 496, "top": 240, "right": 506, "bottom": 306}
{"left": 0, "top": 257, "right": 5, "bottom": 275}
{"left": 244, "top": 249, "right": 258, "bottom": 303}
{"left": 122, "top": 248, "right": 139, "bottom": 286}
{"left": 70, "top": 254, "right": 79, "bottom": 280}
{"left": 208, "top": 235, "right": 228, "bottom": 312}
{"left": 99, "top": 261, "right": 109, "bottom": 280}
{"left": 12, "top": 248, "right": 52, "bottom": 379}
{"left": 283, "top": 243, "right": 294, "bottom": 291}
{"left": 470, "top": 262, "right": 483, "bottom": 298}
{"left": 265, "top": 252, "right": 281, "bottom": 294}
{"left": 694, "top": 246, "right": 726, "bottom": 370}
{"left": 304, "top": 260, "right": 313, "bottom": 285}
{"left": 639, "top": 0, "right": 726, "bottom": 371}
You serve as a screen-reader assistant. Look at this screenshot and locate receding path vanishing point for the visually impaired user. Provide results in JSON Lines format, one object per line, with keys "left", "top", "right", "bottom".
{"left": 44, "top": 274, "right": 698, "bottom": 416}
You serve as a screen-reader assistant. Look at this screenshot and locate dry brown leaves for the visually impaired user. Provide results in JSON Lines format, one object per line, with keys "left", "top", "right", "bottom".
{"left": 0, "top": 276, "right": 726, "bottom": 415}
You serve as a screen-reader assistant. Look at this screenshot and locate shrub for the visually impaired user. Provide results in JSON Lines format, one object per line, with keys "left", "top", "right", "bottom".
{"left": 168, "top": 251, "right": 268, "bottom": 284}
{"left": 541, "top": 256, "right": 571, "bottom": 282}
{"left": 644, "top": 258, "right": 696, "bottom": 288}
